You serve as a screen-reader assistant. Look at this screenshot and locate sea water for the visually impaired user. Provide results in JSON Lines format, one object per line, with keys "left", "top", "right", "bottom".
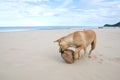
{"left": 0, "top": 26, "right": 98, "bottom": 32}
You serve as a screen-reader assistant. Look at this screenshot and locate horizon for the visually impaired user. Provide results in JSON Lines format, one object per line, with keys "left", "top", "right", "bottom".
{"left": 0, "top": 26, "right": 99, "bottom": 32}
{"left": 0, "top": 0, "right": 120, "bottom": 27}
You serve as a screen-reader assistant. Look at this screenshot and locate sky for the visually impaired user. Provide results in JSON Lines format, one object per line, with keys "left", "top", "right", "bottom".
{"left": 0, "top": 0, "right": 120, "bottom": 27}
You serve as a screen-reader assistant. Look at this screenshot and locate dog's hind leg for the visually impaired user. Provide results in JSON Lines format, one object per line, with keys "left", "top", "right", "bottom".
{"left": 89, "top": 40, "right": 96, "bottom": 58}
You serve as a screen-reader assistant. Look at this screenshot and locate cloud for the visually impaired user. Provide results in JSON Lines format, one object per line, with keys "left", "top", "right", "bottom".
{"left": 0, "top": 0, "right": 120, "bottom": 26}
{"left": 59, "top": 0, "right": 73, "bottom": 7}
{"left": 0, "top": 0, "right": 70, "bottom": 17}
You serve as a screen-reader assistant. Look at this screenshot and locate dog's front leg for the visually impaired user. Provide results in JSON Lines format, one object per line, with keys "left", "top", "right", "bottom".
{"left": 74, "top": 47, "right": 82, "bottom": 60}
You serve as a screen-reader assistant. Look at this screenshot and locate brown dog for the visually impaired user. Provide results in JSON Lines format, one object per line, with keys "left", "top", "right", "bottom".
{"left": 61, "top": 49, "right": 74, "bottom": 64}
{"left": 55, "top": 30, "right": 96, "bottom": 60}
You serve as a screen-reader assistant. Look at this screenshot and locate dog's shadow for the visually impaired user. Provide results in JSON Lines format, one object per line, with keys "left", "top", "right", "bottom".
{"left": 50, "top": 50, "right": 64, "bottom": 63}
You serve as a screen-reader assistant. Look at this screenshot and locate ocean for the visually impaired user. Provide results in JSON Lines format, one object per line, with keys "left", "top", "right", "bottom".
{"left": 0, "top": 26, "right": 98, "bottom": 32}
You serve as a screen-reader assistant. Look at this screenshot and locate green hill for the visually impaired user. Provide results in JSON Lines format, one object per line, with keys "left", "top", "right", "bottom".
{"left": 104, "top": 22, "right": 120, "bottom": 27}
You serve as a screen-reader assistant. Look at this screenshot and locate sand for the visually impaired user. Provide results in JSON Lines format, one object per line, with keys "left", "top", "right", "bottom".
{"left": 0, "top": 28, "right": 120, "bottom": 80}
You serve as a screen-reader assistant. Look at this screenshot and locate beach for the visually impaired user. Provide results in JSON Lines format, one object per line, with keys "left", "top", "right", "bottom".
{"left": 0, "top": 28, "right": 120, "bottom": 80}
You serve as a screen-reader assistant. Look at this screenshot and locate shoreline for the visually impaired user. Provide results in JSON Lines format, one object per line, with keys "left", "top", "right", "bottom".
{"left": 0, "top": 27, "right": 119, "bottom": 33}
{"left": 0, "top": 26, "right": 105, "bottom": 32}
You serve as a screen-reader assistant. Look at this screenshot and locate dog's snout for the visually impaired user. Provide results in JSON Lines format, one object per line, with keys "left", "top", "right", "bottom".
{"left": 59, "top": 50, "right": 63, "bottom": 53}
{"left": 59, "top": 48, "right": 64, "bottom": 53}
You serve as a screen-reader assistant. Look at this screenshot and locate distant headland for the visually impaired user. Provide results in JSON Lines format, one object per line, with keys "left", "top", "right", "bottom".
{"left": 104, "top": 22, "right": 120, "bottom": 27}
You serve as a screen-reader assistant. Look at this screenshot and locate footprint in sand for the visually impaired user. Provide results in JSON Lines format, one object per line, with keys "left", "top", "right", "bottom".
{"left": 9, "top": 48, "right": 24, "bottom": 51}
{"left": 97, "top": 55, "right": 120, "bottom": 64}
{"left": 89, "top": 52, "right": 120, "bottom": 64}
{"left": 90, "top": 54, "right": 104, "bottom": 64}
{"left": 111, "top": 57, "right": 120, "bottom": 64}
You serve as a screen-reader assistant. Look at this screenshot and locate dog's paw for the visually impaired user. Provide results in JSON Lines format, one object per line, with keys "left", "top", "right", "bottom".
{"left": 88, "top": 55, "right": 92, "bottom": 58}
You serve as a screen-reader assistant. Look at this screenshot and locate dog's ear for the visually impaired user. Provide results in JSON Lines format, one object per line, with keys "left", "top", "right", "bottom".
{"left": 54, "top": 39, "right": 61, "bottom": 43}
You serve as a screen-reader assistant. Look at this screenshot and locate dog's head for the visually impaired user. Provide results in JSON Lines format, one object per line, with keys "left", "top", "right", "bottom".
{"left": 54, "top": 38, "right": 69, "bottom": 53}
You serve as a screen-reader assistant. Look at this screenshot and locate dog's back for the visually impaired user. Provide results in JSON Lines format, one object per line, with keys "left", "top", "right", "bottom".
{"left": 73, "top": 30, "right": 96, "bottom": 47}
